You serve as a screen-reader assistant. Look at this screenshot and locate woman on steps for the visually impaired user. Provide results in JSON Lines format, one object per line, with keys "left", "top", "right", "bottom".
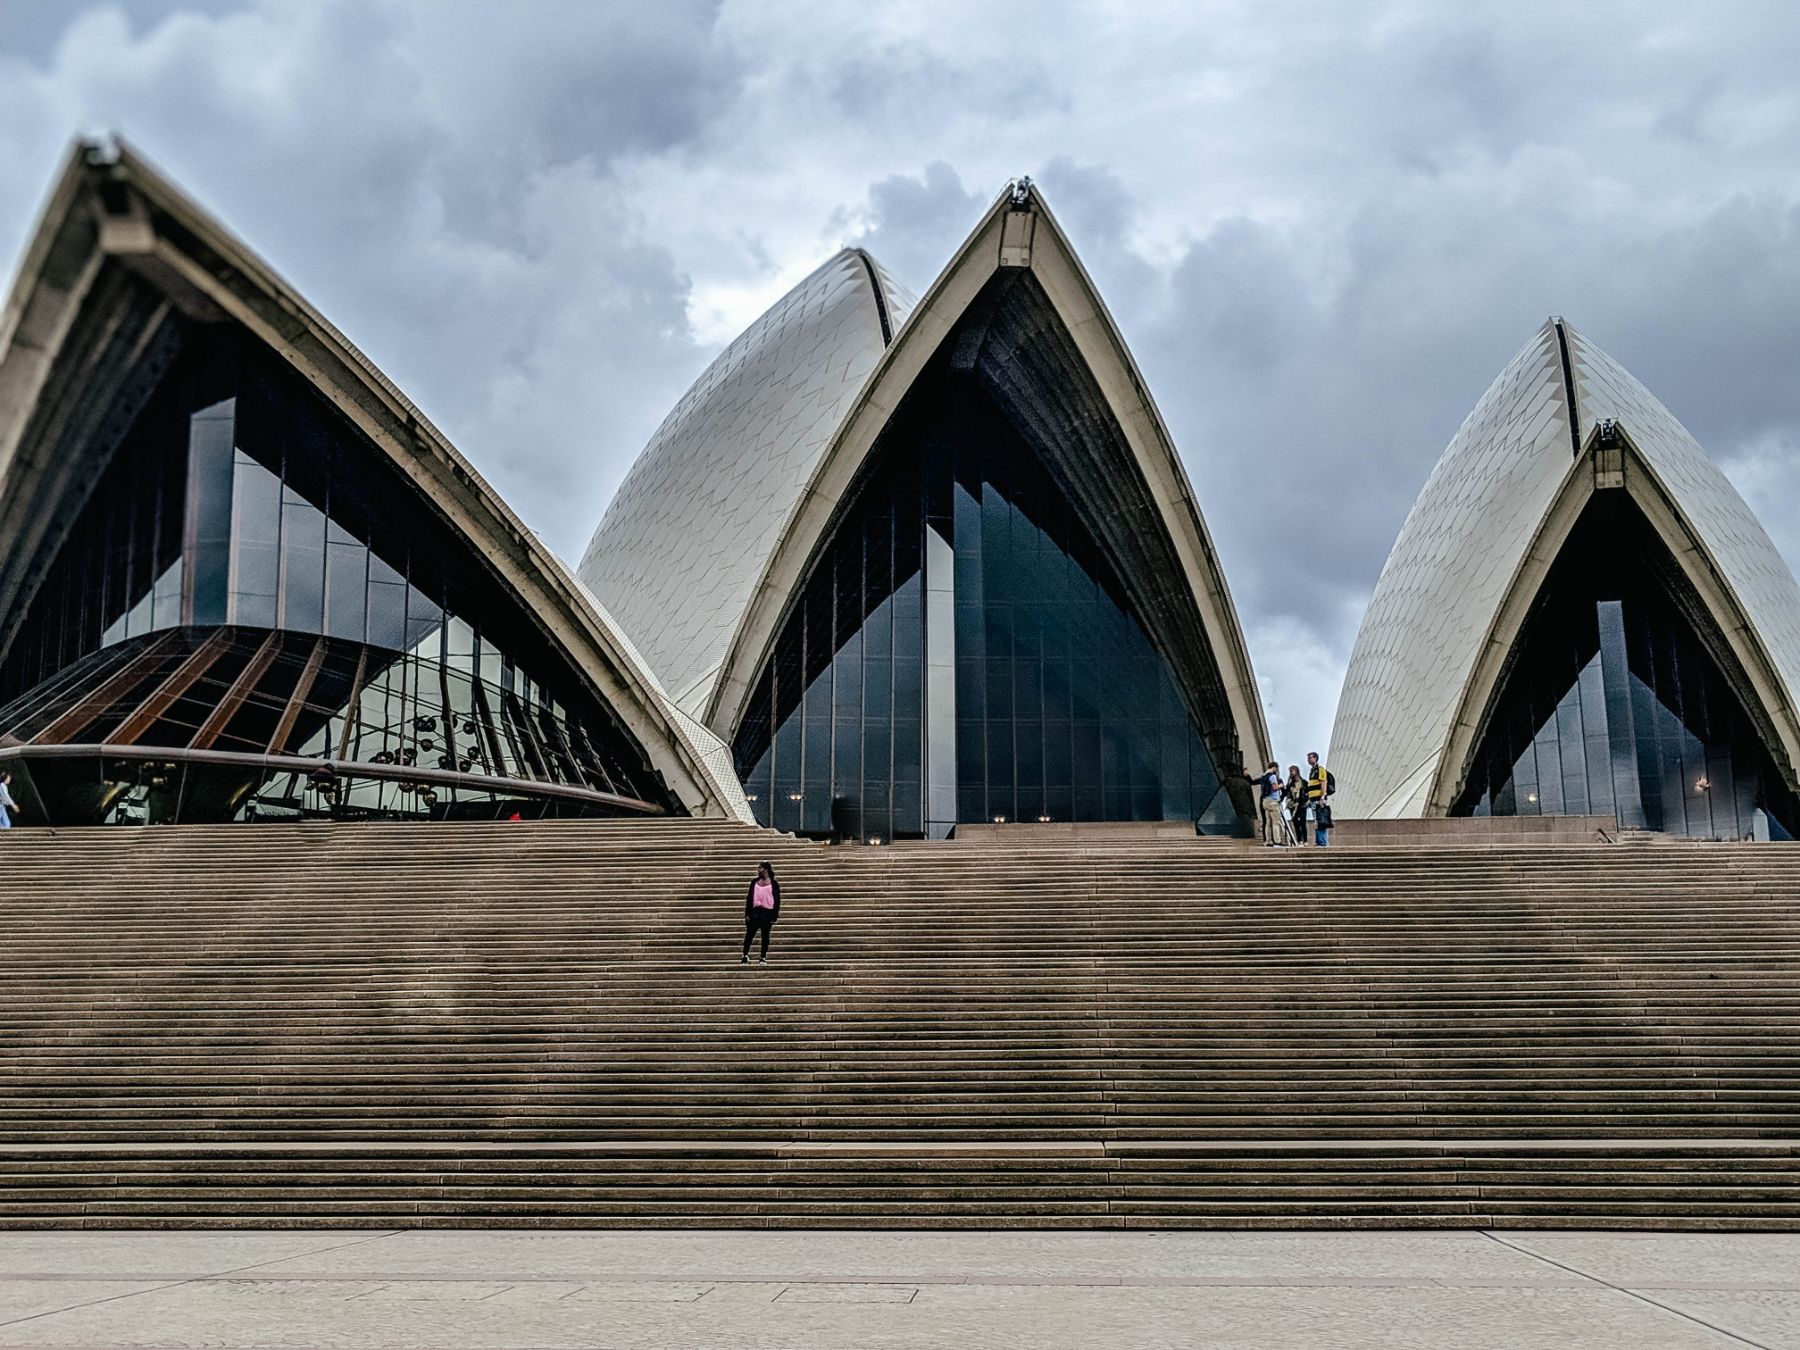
{"left": 741, "top": 861, "right": 780, "bottom": 965}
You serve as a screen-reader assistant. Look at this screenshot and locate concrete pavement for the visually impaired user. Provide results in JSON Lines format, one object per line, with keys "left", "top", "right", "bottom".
{"left": 0, "top": 1229, "right": 1793, "bottom": 1347}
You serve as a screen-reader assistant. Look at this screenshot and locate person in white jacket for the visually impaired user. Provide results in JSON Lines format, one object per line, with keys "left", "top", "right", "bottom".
{"left": 0, "top": 771, "right": 20, "bottom": 829}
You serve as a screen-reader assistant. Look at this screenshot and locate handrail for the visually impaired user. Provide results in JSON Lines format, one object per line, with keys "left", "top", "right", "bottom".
{"left": 0, "top": 741, "right": 665, "bottom": 815}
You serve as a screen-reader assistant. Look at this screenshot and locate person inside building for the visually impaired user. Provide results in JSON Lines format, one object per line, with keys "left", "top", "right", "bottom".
{"left": 1286, "top": 765, "right": 1307, "bottom": 845}
{"left": 1306, "top": 752, "right": 1334, "bottom": 847}
{"left": 0, "top": 771, "right": 19, "bottom": 829}
{"left": 1258, "top": 761, "right": 1286, "bottom": 847}
{"left": 741, "top": 860, "right": 781, "bottom": 965}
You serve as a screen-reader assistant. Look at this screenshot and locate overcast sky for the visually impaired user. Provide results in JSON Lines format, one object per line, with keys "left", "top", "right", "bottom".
{"left": 4, "top": 0, "right": 1799, "bottom": 765}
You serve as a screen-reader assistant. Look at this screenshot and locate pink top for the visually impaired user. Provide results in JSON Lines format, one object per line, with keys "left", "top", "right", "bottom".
{"left": 752, "top": 880, "right": 775, "bottom": 910}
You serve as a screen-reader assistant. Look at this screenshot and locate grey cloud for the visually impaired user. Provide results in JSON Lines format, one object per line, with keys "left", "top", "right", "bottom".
{"left": 826, "top": 47, "right": 1068, "bottom": 124}
{"left": 5, "top": 0, "right": 1800, "bottom": 765}
{"left": 0, "top": 0, "right": 244, "bottom": 67}
{"left": 1026, "top": 157, "right": 1159, "bottom": 323}
{"left": 844, "top": 161, "right": 985, "bottom": 286}
{"left": 0, "top": 0, "right": 742, "bottom": 558}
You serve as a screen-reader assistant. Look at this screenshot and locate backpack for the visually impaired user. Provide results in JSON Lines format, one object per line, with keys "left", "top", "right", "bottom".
{"left": 1326, "top": 770, "right": 1336, "bottom": 797}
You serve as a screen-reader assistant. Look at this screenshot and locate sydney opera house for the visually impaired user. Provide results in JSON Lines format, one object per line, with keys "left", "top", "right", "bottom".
{"left": 1331, "top": 320, "right": 1800, "bottom": 841}
{"left": 2, "top": 139, "right": 1797, "bottom": 841}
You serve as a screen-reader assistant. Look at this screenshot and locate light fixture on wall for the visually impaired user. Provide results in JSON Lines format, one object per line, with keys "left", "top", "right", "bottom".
{"left": 992, "top": 814, "right": 1007, "bottom": 824}
{"left": 1696, "top": 777, "right": 1711, "bottom": 793}
{"left": 1037, "top": 815, "right": 1052, "bottom": 823}
{"left": 1526, "top": 793, "right": 1538, "bottom": 803}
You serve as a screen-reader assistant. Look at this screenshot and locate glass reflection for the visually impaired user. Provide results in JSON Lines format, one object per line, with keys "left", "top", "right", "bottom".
{"left": 733, "top": 368, "right": 1223, "bottom": 841}
{"left": 0, "top": 331, "right": 676, "bottom": 821}
{"left": 1455, "top": 497, "right": 1800, "bottom": 839}
{"left": 0, "top": 626, "right": 665, "bottom": 822}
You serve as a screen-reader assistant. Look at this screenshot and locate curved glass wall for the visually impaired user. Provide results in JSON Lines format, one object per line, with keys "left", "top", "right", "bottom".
{"left": 0, "top": 627, "right": 657, "bottom": 823}
{"left": 1454, "top": 496, "right": 1800, "bottom": 839}
{"left": 0, "top": 333, "right": 677, "bottom": 820}
{"left": 732, "top": 369, "right": 1225, "bottom": 840}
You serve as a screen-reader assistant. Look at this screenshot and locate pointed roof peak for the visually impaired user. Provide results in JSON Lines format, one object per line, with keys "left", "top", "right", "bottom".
{"left": 1334, "top": 309, "right": 1800, "bottom": 819}
{"left": 699, "top": 165, "right": 1269, "bottom": 763}
{"left": 0, "top": 135, "right": 747, "bottom": 820}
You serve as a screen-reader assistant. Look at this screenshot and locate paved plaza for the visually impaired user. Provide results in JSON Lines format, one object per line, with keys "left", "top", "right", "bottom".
{"left": 0, "top": 1230, "right": 1791, "bottom": 1348}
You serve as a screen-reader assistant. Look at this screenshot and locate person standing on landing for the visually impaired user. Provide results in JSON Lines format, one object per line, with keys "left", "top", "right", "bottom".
{"left": 0, "top": 771, "right": 20, "bottom": 829}
{"left": 742, "top": 861, "right": 780, "bottom": 965}
{"left": 1257, "top": 761, "right": 1286, "bottom": 847}
{"left": 1305, "top": 751, "right": 1334, "bottom": 848}
{"left": 1285, "top": 765, "right": 1307, "bottom": 845}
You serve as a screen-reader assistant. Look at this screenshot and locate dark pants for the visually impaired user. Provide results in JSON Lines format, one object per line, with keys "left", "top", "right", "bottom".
{"left": 1290, "top": 808, "right": 1308, "bottom": 845}
{"left": 743, "top": 911, "right": 774, "bottom": 959}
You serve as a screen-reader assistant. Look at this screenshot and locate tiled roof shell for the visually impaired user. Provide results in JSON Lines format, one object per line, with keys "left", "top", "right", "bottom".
{"left": 1330, "top": 319, "right": 1800, "bottom": 817}
{"left": 576, "top": 250, "right": 914, "bottom": 715}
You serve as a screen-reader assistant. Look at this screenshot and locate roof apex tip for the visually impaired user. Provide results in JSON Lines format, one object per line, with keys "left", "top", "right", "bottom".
{"left": 77, "top": 132, "right": 123, "bottom": 167}
{"left": 1005, "top": 175, "right": 1038, "bottom": 208}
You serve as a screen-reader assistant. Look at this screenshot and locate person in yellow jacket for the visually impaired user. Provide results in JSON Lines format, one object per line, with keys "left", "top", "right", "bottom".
{"left": 1305, "top": 751, "right": 1334, "bottom": 848}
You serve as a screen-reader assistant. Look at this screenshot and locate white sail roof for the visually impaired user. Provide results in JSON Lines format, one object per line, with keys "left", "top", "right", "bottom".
{"left": 702, "top": 183, "right": 1270, "bottom": 769}
{"left": 575, "top": 250, "right": 915, "bottom": 716}
{"left": 1331, "top": 318, "right": 1800, "bottom": 817}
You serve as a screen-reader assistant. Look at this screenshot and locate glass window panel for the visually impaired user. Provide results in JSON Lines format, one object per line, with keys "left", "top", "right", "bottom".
{"left": 407, "top": 585, "right": 445, "bottom": 654}
{"left": 149, "top": 557, "right": 183, "bottom": 632}
{"left": 445, "top": 616, "right": 477, "bottom": 676}
{"left": 893, "top": 657, "right": 923, "bottom": 719}
{"left": 803, "top": 718, "right": 831, "bottom": 784}
{"left": 864, "top": 658, "right": 892, "bottom": 724}
{"left": 804, "top": 663, "right": 833, "bottom": 722}
{"left": 227, "top": 450, "right": 282, "bottom": 628}
{"left": 477, "top": 637, "right": 503, "bottom": 689}
{"left": 186, "top": 399, "right": 237, "bottom": 627}
{"left": 833, "top": 716, "right": 861, "bottom": 792}
{"left": 365, "top": 554, "right": 408, "bottom": 651}
{"left": 893, "top": 717, "right": 922, "bottom": 782}
{"left": 833, "top": 646, "right": 862, "bottom": 717}
{"left": 862, "top": 715, "right": 891, "bottom": 783}
{"left": 1015, "top": 721, "right": 1043, "bottom": 786}
{"left": 956, "top": 718, "right": 985, "bottom": 784}
{"left": 1014, "top": 658, "right": 1042, "bottom": 721}
{"left": 278, "top": 487, "right": 327, "bottom": 632}
{"left": 325, "top": 540, "right": 368, "bottom": 642}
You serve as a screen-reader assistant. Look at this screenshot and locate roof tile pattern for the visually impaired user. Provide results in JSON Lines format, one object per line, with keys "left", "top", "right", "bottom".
{"left": 1565, "top": 325, "right": 1800, "bottom": 718}
{"left": 577, "top": 250, "right": 915, "bottom": 716}
{"left": 1330, "top": 323, "right": 1571, "bottom": 816}
{"left": 1330, "top": 319, "right": 1800, "bottom": 817}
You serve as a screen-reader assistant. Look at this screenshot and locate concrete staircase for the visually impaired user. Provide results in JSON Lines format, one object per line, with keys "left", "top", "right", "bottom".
{"left": 0, "top": 819, "right": 1796, "bottom": 1228}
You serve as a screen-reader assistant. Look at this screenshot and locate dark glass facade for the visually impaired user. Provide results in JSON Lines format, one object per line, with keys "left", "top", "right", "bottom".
{"left": 0, "top": 331, "right": 676, "bottom": 822}
{"left": 1454, "top": 497, "right": 1800, "bottom": 839}
{"left": 732, "top": 368, "right": 1228, "bottom": 841}
{"left": 0, "top": 627, "right": 656, "bottom": 822}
